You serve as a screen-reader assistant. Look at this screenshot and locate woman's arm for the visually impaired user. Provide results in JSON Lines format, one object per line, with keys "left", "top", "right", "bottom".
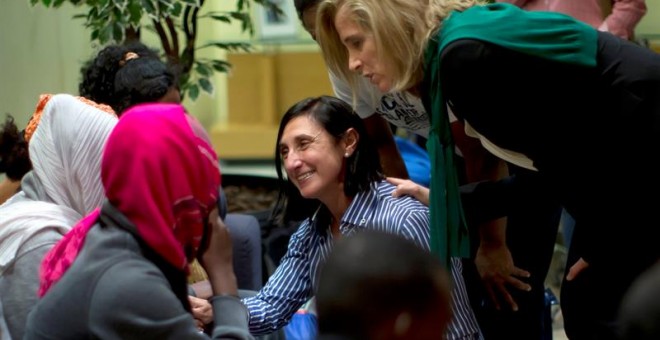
{"left": 386, "top": 177, "right": 429, "bottom": 205}
{"left": 241, "top": 223, "right": 316, "bottom": 335}
{"left": 602, "top": 0, "right": 647, "bottom": 40}
{"left": 440, "top": 39, "right": 537, "bottom": 311}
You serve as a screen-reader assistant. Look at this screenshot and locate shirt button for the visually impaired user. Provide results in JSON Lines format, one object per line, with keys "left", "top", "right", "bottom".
{"left": 360, "top": 219, "right": 366, "bottom": 225}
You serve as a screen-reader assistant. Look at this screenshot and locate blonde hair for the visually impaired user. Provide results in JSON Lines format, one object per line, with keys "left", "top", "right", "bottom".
{"left": 317, "top": 0, "right": 484, "bottom": 97}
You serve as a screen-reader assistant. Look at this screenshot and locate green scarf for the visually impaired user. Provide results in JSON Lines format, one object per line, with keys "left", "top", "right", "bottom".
{"left": 421, "top": 3, "right": 597, "bottom": 267}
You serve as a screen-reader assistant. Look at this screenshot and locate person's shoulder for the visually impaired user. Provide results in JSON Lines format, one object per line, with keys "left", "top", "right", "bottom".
{"left": 93, "top": 255, "right": 169, "bottom": 296}
{"left": 442, "top": 38, "right": 491, "bottom": 57}
{"left": 20, "top": 228, "right": 64, "bottom": 249}
{"left": 88, "top": 257, "right": 203, "bottom": 339}
{"left": 441, "top": 38, "right": 507, "bottom": 68}
{"left": 12, "top": 229, "right": 63, "bottom": 266}
{"left": 89, "top": 256, "right": 180, "bottom": 317}
{"left": 369, "top": 182, "right": 430, "bottom": 242}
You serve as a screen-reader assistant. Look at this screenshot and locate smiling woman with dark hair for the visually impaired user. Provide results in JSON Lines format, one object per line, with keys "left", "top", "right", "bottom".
{"left": 242, "top": 95, "right": 480, "bottom": 339}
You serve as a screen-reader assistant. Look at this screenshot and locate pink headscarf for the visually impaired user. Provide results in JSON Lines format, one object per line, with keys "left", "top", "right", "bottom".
{"left": 39, "top": 103, "right": 220, "bottom": 296}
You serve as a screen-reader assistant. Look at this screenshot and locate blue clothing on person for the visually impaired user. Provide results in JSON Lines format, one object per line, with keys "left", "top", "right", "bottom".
{"left": 395, "top": 135, "right": 431, "bottom": 188}
{"left": 243, "top": 180, "right": 481, "bottom": 339}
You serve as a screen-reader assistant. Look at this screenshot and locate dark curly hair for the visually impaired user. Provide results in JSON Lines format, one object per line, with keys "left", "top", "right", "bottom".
{"left": 0, "top": 115, "right": 31, "bottom": 181}
{"left": 79, "top": 42, "right": 178, "bottom": 115}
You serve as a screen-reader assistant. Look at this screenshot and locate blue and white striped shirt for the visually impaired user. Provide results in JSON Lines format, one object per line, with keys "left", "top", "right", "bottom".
{"left": 243, "top": 180, "right": 481, "bottom": 339}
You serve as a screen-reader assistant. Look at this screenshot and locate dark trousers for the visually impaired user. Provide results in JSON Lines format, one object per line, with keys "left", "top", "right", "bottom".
{"left": 462, "top": 165, "right": 561, "bottom": 340}
{"left": 560, "top": 207, "right": 659, "bottom": 340}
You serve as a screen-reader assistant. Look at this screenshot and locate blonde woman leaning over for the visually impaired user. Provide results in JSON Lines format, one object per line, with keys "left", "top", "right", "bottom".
{"left": 316, "top": 0, "right": 660, "bottom": 337}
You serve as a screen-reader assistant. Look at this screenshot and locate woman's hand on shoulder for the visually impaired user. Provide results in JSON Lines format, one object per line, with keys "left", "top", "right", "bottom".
{"left": 386, "top": 177, "right": 430, "bottom": 206}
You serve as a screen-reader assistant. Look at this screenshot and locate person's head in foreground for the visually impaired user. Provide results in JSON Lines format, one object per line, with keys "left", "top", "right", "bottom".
{"left": 274, "top": 95, "right": 382, "bottom": 224}
{"left": 316, "top": 230, "right": 452, "bottom": 339}
{"left": 618, "top": 262, "right": 660, "bottom": 340}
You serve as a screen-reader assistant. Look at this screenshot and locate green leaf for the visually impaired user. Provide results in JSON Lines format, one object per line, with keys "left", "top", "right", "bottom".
{"left": 211, "top": 60, "right": 232, "bottom": 73}
{"left": 30, "top": 0, "right": 39, "bottom": 6}
{"left": 157, "top": 0, "right": 174, "bottom": 10}
{"left": 98, "top": 0, "right": 110, "bottom": 10}
{"left": 209, "top": 15, "right": 231, "bottom": 24}
{"left": 99, "top": 24, "right": 114, "bottom": 44}
{"left": 260, "top": 0, "right": 283, "bottom": 16}
{"left": 198, "top": 78, "right": 213, "bottom": 94}
{"left": 188, "top": 84, "right": 200, "bottom": 101}
{"left": 229, "top": 12, "right": 253, "bottom": 34}
{"left": 197, "top": 41, "right": 252, "bottom": 53}
{"left": 229, "top": 12, "right": 249, "bottom": 21}
{"left": 179, "top": 71, "right": 191, "bottom": 85}
{"left": 195, "top": 63, "right": 212, "bottom": 77}
{"left": 180, "top": 0, "right": 199, "bottom": 6}
{"left": 141, "top": 0, "right": 156, "bottom": 15}
{"left": 171, "top": 2, "right": 183, "bottom": 17}
{"left": 112, "top": 22, "right": 124, "bottom": 42}
{"left": 52, "top": 0, "right": 66, "bottom": 7}
{"left": 127, "top": 1, "right": 142, "bottom": 25}
{"left": 110, "top": 6, "right": 123, "bottom": 24}
{"left": 237, "top": 0, "right": 245, "bottom": 11}
{"left": 88, "top": 6, "right": 98, "bottom": 21}
{"left": 41, "top": 0, "right": 52, "bottom": 6}
{"left": 156, "top": 1, "right": 174, "bottom": 16}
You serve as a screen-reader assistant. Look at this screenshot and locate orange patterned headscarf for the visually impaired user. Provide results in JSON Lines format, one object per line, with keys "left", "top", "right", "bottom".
{"left": 24, "top": 94, "right": 115, "bottom": 143}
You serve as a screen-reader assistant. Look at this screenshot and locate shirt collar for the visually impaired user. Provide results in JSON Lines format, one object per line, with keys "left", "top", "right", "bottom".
{"left": 340, "top": 181, "right": 380, "bottom": 232}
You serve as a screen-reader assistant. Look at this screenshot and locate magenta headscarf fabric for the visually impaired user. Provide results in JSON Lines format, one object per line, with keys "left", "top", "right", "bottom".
{"left": 39, "top": 103, "right": 220, "bottom": 296}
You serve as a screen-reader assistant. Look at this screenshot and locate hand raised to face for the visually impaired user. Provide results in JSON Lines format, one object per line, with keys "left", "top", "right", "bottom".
{"left": 197, "top": 207, "right": 238, "bottom": 297}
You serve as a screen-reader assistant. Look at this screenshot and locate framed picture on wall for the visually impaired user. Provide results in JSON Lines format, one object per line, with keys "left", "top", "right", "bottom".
{"left": 255, "top": 0, "right": 299, "bottom": 40}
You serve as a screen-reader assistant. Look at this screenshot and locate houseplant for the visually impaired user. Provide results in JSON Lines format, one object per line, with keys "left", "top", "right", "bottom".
{"left": 30, "top": 0, "right": 279, "bottom": 100}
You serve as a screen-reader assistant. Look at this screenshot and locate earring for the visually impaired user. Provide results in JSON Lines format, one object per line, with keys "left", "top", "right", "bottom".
{"left": 344, "top": 152, "right": 350, "bottom": 158}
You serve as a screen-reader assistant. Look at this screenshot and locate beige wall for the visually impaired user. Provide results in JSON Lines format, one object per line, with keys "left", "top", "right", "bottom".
{"left": 0, "top": 1, "right": 93, "bottom": 127}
